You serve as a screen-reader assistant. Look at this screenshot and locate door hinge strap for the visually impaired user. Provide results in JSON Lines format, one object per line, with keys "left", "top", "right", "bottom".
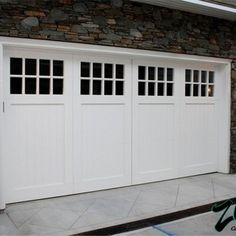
{"left": 3, "top": 101, "right": 4, "bottom": 113}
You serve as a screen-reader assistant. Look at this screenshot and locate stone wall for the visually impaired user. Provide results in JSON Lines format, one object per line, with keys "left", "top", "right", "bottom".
{"left": 0, "top": 0, "right": 236, "bottom": 172}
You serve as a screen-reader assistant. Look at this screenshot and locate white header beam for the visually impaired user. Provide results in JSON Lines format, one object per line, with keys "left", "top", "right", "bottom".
{"left": 0, "top": 37, "right": 231, "bottom": 65}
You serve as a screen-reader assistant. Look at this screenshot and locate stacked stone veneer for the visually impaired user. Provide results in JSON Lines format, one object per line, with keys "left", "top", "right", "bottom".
{"left": 0, "top": 0, "right": 236, "bottom": 172}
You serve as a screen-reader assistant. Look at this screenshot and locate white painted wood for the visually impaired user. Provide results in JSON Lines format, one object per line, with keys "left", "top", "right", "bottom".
{"left": 0, "top": 37, "right": 231, "bottom": 65}
{"left": 132, "top": 59, "right": 229, "bottom": 183}
{"left": 216, "top": 64, "right": 231, "bottom": 173}
{"left": 179, "top": 103, "right": 217, "bottom": 176}
{"left": 3, "top": 49, "right": 74, "bottom": 203}
{"left": 0, "top": 44, "right": 5, "bottom": 209}
{"left": 132, "top": 59, "right": 179, "bottom": 183}
{"left": 0, "top": 40, "right": 231, "bottom": 204}
{"left": 177, "top": 64, "right": 217, "bottom": 177}
{"left": 73, "top": 55, "right": 132, "bottom": 192}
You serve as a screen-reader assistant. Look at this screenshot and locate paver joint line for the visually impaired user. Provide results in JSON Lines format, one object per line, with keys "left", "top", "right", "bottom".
{"left": 211, "top": 178, "right": 216, "bottom": 199}
{"left": 69, "top": 198, "right": 97, "bottom": 230}
{"left": 126, "top": 190, "right": 141, "bottom": 217}
{"left": 152, "top": 224, "right": 176, "bottom": 236}
{"left": 174, "top": 184, "right": 180, "bottom": 207}
{"left": 7, "top": 207, "right": 42, "bottom": 229}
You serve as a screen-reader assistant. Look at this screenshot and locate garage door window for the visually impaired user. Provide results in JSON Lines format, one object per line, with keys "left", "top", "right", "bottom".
{"left": 10, "top": 57, "right": 64, "bottom": 95}
{"left": 185, "top": 69, "right": 214, "bottom": 97}
{"left": 138, "top": 66, "right": 174, "bottom": 96}
{"left": 80, "top": 62, "right": 124, "bottom": 96}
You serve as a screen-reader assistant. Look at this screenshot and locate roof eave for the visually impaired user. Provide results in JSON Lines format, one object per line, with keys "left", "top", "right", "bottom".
{"left": 131, "top": 0, "right": 236, "bottom": 21}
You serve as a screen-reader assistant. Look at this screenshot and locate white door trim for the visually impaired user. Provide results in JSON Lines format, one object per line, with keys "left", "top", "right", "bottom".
{"left": 0, "top": 37, "right": 231, "bottom": 64}
{"left": 217, "top": 63, "right": 231, "bottom": 173}
{"left": 0, "top": 43, "right": 5, "bottom": 210}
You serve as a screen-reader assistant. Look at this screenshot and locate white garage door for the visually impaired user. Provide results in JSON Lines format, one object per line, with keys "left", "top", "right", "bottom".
{"left": 3, "top": 50, "right": 74, "bottom": 202}
{"left": 132, "top": 60, "right": 178, "bottom": 183}
{"left": 2, "top": 48, "right": 228, "bottom": 203}
{"left": 132, "top": 59, "right": 219, "bottom": 184}
{"left": 73, "top": 56, "right": 132, "bottom": 193}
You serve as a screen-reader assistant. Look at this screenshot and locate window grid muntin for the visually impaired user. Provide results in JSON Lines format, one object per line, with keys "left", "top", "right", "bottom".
{"left": 10, "top": 57, "right": 64, "bottom": 95}
{"left": 22, "top": 58, "right": 25, "bottom": 94}
{"left": 138, "top": 65, "right": 174, "bottom": 96}
{"left": 185, "top": 69, "right": 215, "bottom": 97}
{"left": 50, "top": 60, "right": 53, "bottom": 95}
{"left": 80, "top": 62, "right": 125, "bottom": 96}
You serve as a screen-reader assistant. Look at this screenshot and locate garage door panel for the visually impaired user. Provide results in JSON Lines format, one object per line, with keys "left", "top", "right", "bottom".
{"left": 4, "top": 104, "right": 71, "bottom": 202}
{"left": 136, "top": 104, "right": 175, "bottom": 174}
{"left": 74, "top": 57, "right": 132, "bottom": 193}
{"left": 81, "top": 104, "right": 126, "bottom": 181}
{"left": 3, "top": 51, "right": 74, "bottom": 203}
{"left": 180, "top": 103, "right": 218, "bottom": 175}
{"left": 132, "top": 62, "right": 177, "bottom": 184}
{"left": 10, "top": 105, "right": 65, "bottom": 185}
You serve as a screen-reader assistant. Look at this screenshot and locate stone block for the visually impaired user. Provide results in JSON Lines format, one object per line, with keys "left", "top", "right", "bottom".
{"left": 73, "top": 3, "right": 88, "bottom": 13}
{"left": 24, "top": 11, "right": 45, "bottom": 17}
{"left": 111, "top": 0, "right": 123, "bottom": 8}
{"left": 21, "top": 17, "right": 39, "bottom": 29}
{"left": 94, "top": 16, "right": 107, "bottom": 27}
{"left": 130, "top": 29, "right": 142, "bottom": 38}
{"left": 49, "top": 9, "right": 68, "bottom": 22}
{"left": 71, "top": 25, "right": 88, "bottom": 34}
